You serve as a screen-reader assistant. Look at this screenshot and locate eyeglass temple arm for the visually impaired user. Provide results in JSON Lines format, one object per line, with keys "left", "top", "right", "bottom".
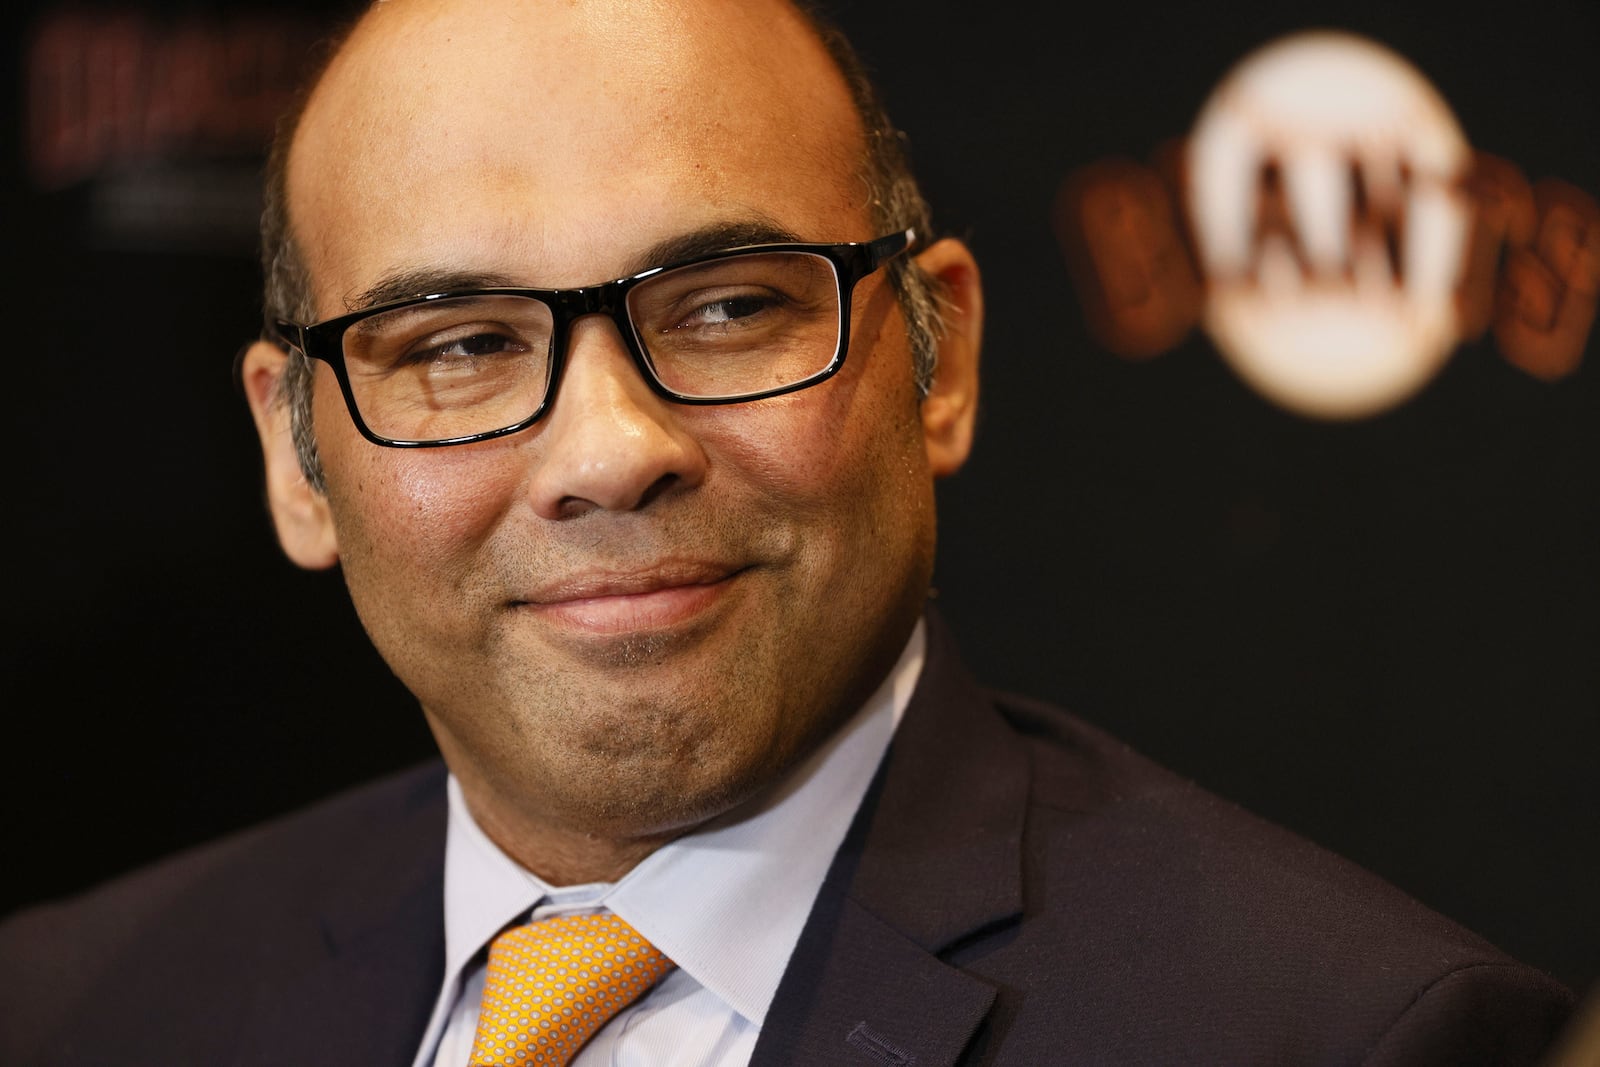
{"left": 266, "top": 319, "right": 307, "bottom": 356}
{"left": 868, "top": 227, "right": 917, "bottom": 267}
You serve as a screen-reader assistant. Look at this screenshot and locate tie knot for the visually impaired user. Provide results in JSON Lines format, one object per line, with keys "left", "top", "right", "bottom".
{"left": 468, "top": 912, "right": 674, "bottom": 1066}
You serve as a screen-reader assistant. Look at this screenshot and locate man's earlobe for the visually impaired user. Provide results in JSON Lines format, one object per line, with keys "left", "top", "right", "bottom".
{"left": 916, "top": 239, "right": 983, "bottom": 477}
{"left": 239, "top": 341, "right": 339, "bottom": 570}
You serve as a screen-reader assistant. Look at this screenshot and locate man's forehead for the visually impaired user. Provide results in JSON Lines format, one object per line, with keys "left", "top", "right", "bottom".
{"left": 306, "top": 0, "right": 845, "bottom": 134}
{"left": 286, "top": 0, "right": 869, "bottom": 297}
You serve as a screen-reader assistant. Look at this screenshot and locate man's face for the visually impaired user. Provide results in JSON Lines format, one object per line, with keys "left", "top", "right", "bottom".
{"left": 274, "top": 0, "right": 975, "bottom": 853}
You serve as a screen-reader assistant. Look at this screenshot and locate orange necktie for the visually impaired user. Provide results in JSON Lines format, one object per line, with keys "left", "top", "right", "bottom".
{"left": 466, "top": 911, "right": 675, "bottom": 1067}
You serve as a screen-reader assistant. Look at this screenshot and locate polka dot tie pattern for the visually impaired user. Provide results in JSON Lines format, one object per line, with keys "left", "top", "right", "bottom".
{"left": 466, "top": 911, "right": 675, "bottom": 1066}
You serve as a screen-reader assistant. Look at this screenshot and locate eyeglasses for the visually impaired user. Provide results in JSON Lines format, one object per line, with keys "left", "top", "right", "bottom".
{"left": 269, "top": 228, "right": 915, "bottom": 448}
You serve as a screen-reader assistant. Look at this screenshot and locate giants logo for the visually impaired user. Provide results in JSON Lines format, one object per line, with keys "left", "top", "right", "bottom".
{"left": 1054, "top": 30, "right": 1599, "bottom": 419}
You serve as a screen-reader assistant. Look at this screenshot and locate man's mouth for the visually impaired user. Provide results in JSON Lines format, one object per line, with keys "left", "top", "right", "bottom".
{"left": 514, "top": 563, "right": 745, "bottom": 636}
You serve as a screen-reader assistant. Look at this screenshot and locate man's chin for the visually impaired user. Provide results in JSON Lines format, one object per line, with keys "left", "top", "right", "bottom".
{"left": 538, "top": 746, "right": 783, "bottom": 844}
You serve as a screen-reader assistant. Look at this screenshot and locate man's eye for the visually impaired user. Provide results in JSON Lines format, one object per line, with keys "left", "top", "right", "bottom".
{"left": 679, "top": 292, "right": 783, "bottom": 329}
{"left": 406, "top": 329, "right": 526, "bottom": 364}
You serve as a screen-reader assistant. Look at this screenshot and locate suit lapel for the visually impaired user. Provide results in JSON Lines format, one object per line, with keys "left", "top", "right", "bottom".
{"left": 753, "top": 610, "right": 1029, "bottom": 1066}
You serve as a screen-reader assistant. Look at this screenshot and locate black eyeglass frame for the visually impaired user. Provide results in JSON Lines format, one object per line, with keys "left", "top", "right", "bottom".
{"left": 268, "top": 227, "right": 916, "bottom": 448}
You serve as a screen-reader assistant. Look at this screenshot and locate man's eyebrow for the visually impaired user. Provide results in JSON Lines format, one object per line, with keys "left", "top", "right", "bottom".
{"left": 347, "top": 269, "right": 520, "bottom": 314}
{"left": 635, "top": 220, "right": 804, "bottom": 273}
{"left": 345, "top": 220, "right": 805, "bottom": 313}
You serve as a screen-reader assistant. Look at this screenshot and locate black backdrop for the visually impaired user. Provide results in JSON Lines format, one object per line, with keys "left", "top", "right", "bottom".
{"left": 6, "top": 0, "right": 1596, "bottom": 1000}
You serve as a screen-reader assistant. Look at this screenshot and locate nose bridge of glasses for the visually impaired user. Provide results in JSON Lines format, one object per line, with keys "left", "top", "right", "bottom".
{"left": 545, "top": 280, "right": 661, "bottom": 398}
{"left": 549, "top": 279, "right": 644, "bottom": 347}
{"left": 553, "top": 280, "right": 624, "bottom": 317}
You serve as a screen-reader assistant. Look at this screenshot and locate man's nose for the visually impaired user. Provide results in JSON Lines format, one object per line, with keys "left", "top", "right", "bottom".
{"left": 523, "top": 315, "right": 708, "bottom": 519}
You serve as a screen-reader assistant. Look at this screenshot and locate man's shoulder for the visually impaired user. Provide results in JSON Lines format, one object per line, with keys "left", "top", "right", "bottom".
{"left": 977, "top": 690, "right": 1577, "bottom": 1060}
{"left": 0, "top": 760, "right": 448, "bottom": 1063}
{"left": 4, "top": 758, "right": 447, "bottom": 934}
{"left": 990, "top": 687, "right": 1528, "bottom": 965}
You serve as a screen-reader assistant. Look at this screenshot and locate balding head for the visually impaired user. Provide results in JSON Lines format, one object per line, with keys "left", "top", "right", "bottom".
{"left": 261, "top": 0, "right": 940, "bottom": 488}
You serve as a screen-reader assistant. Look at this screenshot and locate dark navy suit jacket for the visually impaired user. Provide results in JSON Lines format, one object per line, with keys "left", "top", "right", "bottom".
{"left": 0, "top": 614, "right": 1576, "bottom": 1065}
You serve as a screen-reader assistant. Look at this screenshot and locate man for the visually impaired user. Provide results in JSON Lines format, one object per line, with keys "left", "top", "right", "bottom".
{"left": 0, "top": 1, "right": 1577, "bottom": 1064}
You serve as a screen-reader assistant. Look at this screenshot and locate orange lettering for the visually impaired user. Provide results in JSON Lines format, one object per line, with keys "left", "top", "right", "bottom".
{"left": 1053, "top": 158, "right": 1201, "bottom": 358}
{"left": 1493, "top": 178, "right": 1599, "bottom": 380}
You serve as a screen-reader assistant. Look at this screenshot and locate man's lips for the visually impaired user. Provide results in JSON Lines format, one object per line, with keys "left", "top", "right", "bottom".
{"left": 513, "top": 564, "right": 744, "bottom": 635}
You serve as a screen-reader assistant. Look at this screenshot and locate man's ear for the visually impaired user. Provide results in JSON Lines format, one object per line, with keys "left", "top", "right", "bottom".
{"left": 239, "top": 341, "right": 340, "bottom": 570}
{"left": 915, "top": 238, "right": 983, "bottom": 477}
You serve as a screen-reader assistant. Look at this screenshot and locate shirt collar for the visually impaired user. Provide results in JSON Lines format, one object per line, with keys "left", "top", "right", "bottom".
{"left": 440, "top": 619, "right": 925, "bottom": 1027}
